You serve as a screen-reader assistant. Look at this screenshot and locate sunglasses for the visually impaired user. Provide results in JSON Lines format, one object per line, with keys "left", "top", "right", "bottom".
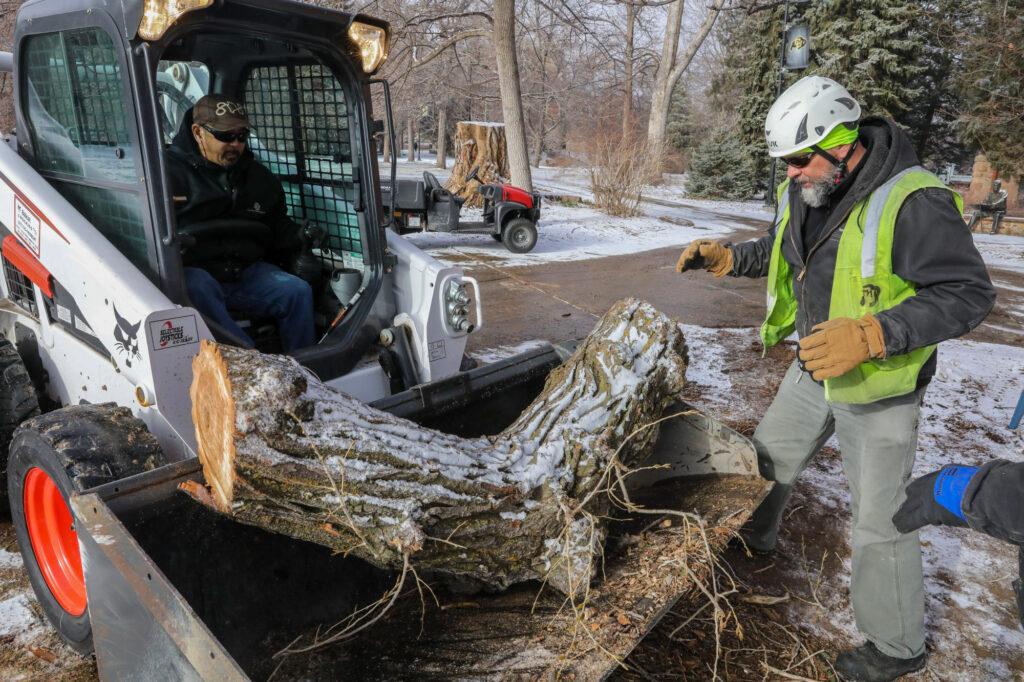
{"left": 203, "top": 125, "right": 250, "bottom": 144}
{"left": 782, "top": 151, "right": 817, "bottom": 169}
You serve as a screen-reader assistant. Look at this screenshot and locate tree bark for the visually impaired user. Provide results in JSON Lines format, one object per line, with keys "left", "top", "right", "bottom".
{"left": 185, "top": 299, "right": 688, "bottom": 598}
{"left": 493, "top": 0, "right": 533, "bottom": 192}
{"left": 435, "top": 103, "right": 448, "bottom": 169}
{"left": 646, "top": 0, "right": 726, "bottom": 176}
{"left": 623, "top": 2, "right": 635, "bottom": 140}
{"left": 406, "top": 118, "right": 415, "bottom": 163}
{"left": 446, "top": 121, "right": 510, "bottom": 206}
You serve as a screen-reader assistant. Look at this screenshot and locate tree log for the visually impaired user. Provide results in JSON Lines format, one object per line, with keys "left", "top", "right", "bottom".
{"left": 446, "top": 121, "right": 510, "bottom": 207}
{"left": 184, "top": 298, "right": 688, "bottom": 597}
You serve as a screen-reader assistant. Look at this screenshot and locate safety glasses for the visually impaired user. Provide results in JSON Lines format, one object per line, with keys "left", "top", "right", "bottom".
{"left": 203, "top": 125, "right": 250, "bottom": 144}
{"left": 782, "top": 151, "right": 817, "bottom": 169}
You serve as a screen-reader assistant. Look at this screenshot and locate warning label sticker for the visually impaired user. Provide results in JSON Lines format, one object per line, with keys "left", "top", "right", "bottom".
{"left": 149, "top": 314, "right": 199, "bottom": 351}
{"left": 14, "top": 197, "right": 41, "bottom": 256}
{"left": 428, "top": 339, "right": 447, "bottom": 361}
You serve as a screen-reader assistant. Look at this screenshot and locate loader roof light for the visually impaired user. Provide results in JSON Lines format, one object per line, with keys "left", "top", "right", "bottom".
{"left": 348, "top": 21, "right": 389, "bottom": 74}
{"left": 138, "top": 0, "right": 214, "bottom": 41}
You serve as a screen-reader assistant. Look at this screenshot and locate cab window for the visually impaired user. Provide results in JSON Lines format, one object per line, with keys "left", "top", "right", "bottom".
{"left": 22, "top": 28, "right": 155, "bottom": 279}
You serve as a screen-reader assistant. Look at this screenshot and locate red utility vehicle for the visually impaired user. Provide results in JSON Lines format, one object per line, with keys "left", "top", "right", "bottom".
{"left": 383, "top": 167, "right": 541, "bottom": 253}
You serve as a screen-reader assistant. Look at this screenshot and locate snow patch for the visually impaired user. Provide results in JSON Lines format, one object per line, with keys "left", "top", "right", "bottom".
{"left": 0, "top": 593, "right": 42, "bottom": 638}
{"left": 0, "top": 548, "right": 23, "bottom": 569}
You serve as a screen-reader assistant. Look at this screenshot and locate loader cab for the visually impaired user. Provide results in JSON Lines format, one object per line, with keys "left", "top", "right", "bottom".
{"left": 13, "top": 0, "right": 392, "bottom": 375}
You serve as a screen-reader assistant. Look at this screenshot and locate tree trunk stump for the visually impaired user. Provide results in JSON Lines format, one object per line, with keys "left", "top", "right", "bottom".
{"left": 446, "top": 121, "right": 510, "bottom": 207}
{"left": 184, "top": 299, "right": 688, "bottom": 598}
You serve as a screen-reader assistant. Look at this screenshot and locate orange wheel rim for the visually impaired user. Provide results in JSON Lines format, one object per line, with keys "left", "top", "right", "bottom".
{"left": 23, "top": 467, "right": 87, "bottom": 616}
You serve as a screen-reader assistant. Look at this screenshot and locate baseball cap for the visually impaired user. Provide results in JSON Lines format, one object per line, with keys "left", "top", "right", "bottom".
{"left": 193, "top": 95, "right": 251, "bottom": 132}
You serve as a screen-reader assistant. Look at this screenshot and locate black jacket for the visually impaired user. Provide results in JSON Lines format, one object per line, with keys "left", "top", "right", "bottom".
{"left": 964, "top": 459, "right": 1024, "bottom": 546}
{"left": 166, "top": 111, "right": 303, "bottom": 281}
{"left": 962, "top": 459, "right": 1024, "bottom": 625}
{"left": 730, "top": 118, "right": 996, "bottom": 385}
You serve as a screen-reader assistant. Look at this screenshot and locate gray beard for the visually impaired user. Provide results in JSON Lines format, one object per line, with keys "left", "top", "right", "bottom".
{"left": 800, "top": 177, "right": 835, "bottom": 207}
{"left": 798, "top": 164, "right": 839, "bottom": 205}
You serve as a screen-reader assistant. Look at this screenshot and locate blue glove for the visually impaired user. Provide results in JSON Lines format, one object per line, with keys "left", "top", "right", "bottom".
{"left": 933, "top": 465, "right": 979, "bottom": 521}
{"left": 893, "top": 464, "right": 978, "bottom": 533}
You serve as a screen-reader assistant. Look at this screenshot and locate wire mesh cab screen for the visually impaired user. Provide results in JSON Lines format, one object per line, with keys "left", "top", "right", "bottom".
{"left": 243, "top": 64, "right": 362, "bottom": 268}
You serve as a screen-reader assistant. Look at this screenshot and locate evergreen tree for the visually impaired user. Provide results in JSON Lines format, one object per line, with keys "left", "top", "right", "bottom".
{"left": 665, "top": 81, "right": 696, "bottom": 156}
{"left": 685, "top": 131, "right": 760, "bottom": 200}
{"left": 804, "top": 0, "right": 927, "bottom": 122}
{"left": 954, "top": 0, "right": 1024, "bottom": 177}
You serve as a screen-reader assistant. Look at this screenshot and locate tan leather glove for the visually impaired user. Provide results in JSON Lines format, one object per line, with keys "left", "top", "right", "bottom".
{"left": 675, "top": 239, "right": 733, "bottom": 277}
{"left": 797, "top": 314, "right": 887, "bottom": 381}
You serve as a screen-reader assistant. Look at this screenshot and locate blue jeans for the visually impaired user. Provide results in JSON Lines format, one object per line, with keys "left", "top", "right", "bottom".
{"left": 185, "top": 262, "right": 314, "bottom": 351}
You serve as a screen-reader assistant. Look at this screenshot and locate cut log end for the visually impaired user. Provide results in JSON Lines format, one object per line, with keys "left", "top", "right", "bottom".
{"left": 190, "top": 339, "right": 237, "bottom": 513}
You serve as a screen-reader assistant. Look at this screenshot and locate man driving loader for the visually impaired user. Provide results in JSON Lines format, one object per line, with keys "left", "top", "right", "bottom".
{"left": 167, "top": 94, "right": 316, "bottom": 351}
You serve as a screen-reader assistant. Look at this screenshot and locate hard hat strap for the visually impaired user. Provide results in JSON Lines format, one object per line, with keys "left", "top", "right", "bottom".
{"left": 812, "top": 140, "right": 859, "bottom": 185}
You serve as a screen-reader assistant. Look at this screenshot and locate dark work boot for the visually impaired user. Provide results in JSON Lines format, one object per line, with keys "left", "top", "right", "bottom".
{"left": 736, "top": 482, "right": 793, "bottom": 555}
{"left": 834, "top": 642, "right": 926, "bottom": 681}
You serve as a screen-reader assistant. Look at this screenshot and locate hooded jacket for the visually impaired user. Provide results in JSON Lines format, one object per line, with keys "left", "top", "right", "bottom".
{"left": 166, "top": 110, "right": 303, "bottom": 281}
{"left": 730, "top": 117, "right": 996, "bottom": 386}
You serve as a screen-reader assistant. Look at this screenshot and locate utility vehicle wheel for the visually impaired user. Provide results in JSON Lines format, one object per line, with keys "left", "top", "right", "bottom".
{"left": 0, "top": 337, "right": 40, "bottom": 515}
{"left": 502, "top": 218, "right": 538, "bottom": 254}
{"left": 7, "top": 404, "right": 164, "bottom": 654}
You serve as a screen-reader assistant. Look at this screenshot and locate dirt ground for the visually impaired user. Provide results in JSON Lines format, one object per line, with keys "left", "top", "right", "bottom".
{"left": 0, "top": 222, "right": 1021, "bottom": 680}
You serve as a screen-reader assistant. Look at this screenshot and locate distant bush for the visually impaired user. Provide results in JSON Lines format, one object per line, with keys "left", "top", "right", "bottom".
{"left": 587, "top": 137, "right": 660, "bottom": 217}
{"left": 685, "top": 133, "right": 760, "bottom": 200}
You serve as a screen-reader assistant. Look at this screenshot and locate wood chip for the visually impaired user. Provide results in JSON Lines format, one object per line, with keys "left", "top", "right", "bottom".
{"left": 30, "top": 647, "right": 57, "bottom": 663}
{"left": 740, "top": 592, "right": 790, "bottom": 606}
{"left": 616, "top": 611, "right": 630, "bottom": 626}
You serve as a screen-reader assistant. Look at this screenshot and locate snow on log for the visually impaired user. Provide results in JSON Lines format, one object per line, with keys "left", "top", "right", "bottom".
{"left": 184, "top": 298, "right": 688, "bottom": 597}
{"left": 446, "top": 121, "right": 510, "bottom": 207}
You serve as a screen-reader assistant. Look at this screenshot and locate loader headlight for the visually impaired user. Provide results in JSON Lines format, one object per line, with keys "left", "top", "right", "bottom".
{"left": 138, "top": 0, "right": 213, "bottom": 41}
{"left": 445, "top": 280, "right": 474, "bottom": 334}
{"left": 347, "top": 21, "right": 389, "bottom": 74}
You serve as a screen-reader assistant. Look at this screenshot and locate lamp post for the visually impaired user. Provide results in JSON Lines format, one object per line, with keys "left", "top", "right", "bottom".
{"left": 766, "top": 0, "right": 812, "bottom": 207}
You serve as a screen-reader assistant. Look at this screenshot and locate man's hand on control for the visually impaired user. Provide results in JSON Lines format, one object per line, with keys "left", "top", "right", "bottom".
{"left": 797, "top": 314, "right": 886, "bottom": 380}
{"left": 675, "top": 239, "right": 733, "bottom": 277}
{"left": 301, "top": 223, "right": 326, "bottom": 248}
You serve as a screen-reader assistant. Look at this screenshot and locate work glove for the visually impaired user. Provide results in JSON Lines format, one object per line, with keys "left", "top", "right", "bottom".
{"left": 893, "top": 464, "right": 979, "bottom": 533}
{"left": 796, "top": 314, "right": 886, "bottom": 381}
{"left": 675, "top": 239, "right": 733, "bottom": 277}
{"left": 301, "top": 223, "right": 327, "bottom": 248}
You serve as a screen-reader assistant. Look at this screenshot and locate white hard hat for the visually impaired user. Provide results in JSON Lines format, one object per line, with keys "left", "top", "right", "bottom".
{"left": 764, "top": 76, "right": 861, "bottom": 158}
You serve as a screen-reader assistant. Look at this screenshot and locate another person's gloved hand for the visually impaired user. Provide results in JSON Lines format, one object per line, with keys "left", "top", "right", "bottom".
{"left": 675, "top": 239, "right": 733, "bottom": 277}
{"left": 893, "top": 464, "right": 979, "bottom": 533}
{"left": 796, "top": 314, "right": 886, "bottom": 380}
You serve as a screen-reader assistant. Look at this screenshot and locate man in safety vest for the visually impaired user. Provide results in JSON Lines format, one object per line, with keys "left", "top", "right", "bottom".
{"left": 677, "top": 76, "right": 996, "bottom": 681}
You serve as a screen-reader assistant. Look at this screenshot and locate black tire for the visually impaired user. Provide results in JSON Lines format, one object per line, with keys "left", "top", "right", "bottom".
{"left": 7, "top": 403, "right": 164, "bottom": 655}
{"left": 0, "top": 337, "right": 40, "bottom": 516}
{"left": 491, "top": 233, "right": 502, "bottom": 242}
{"left": 501, "top": 218, "right": 538, "bottom": 254}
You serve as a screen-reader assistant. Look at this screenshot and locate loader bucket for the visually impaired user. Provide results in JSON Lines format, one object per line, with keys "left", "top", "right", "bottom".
{"left": 70, "top": 344, "right": 770, "bottom": 680}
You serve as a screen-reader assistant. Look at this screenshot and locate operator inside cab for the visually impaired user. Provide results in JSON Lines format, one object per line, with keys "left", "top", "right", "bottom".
{"left": 166, "top": 94, "right": 320, "bottom": 351}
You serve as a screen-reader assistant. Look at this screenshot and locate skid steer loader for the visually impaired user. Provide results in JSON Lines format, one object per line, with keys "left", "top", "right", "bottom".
{"left": 0, "top": 1, "right": 770, "bottom": 679}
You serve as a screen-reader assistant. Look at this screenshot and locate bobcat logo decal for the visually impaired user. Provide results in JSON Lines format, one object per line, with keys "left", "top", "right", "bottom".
{"left": 113, "top": 306, "right": 142, "bottom": 367}
{"left": 860, "top": 284, "right": 881, "bottom": 308}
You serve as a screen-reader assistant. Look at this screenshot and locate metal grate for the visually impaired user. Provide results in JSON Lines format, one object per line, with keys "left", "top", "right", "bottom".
{"left": 3, "top": 258, "right": 38, "bottom": 316}
{"left": 244, "top": 64, "right": 361, "bottom": 262}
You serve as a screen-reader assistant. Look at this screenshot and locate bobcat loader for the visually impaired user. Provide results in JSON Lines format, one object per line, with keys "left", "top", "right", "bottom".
{"left": 0, "top": 0, "right": 769, "bottom": 678}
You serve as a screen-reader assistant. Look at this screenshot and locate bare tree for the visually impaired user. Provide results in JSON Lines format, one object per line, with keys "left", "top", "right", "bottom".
{"left": 646, "top": 0, "right": 726, "bottom": 173}
{"left": 493, "top": 0, "right": 533, "bottom": 190}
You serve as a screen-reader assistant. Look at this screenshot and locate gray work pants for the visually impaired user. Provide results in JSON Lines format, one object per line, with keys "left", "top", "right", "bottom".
{"left": 744, "top": 360, "right": 926, "bottom": 659}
